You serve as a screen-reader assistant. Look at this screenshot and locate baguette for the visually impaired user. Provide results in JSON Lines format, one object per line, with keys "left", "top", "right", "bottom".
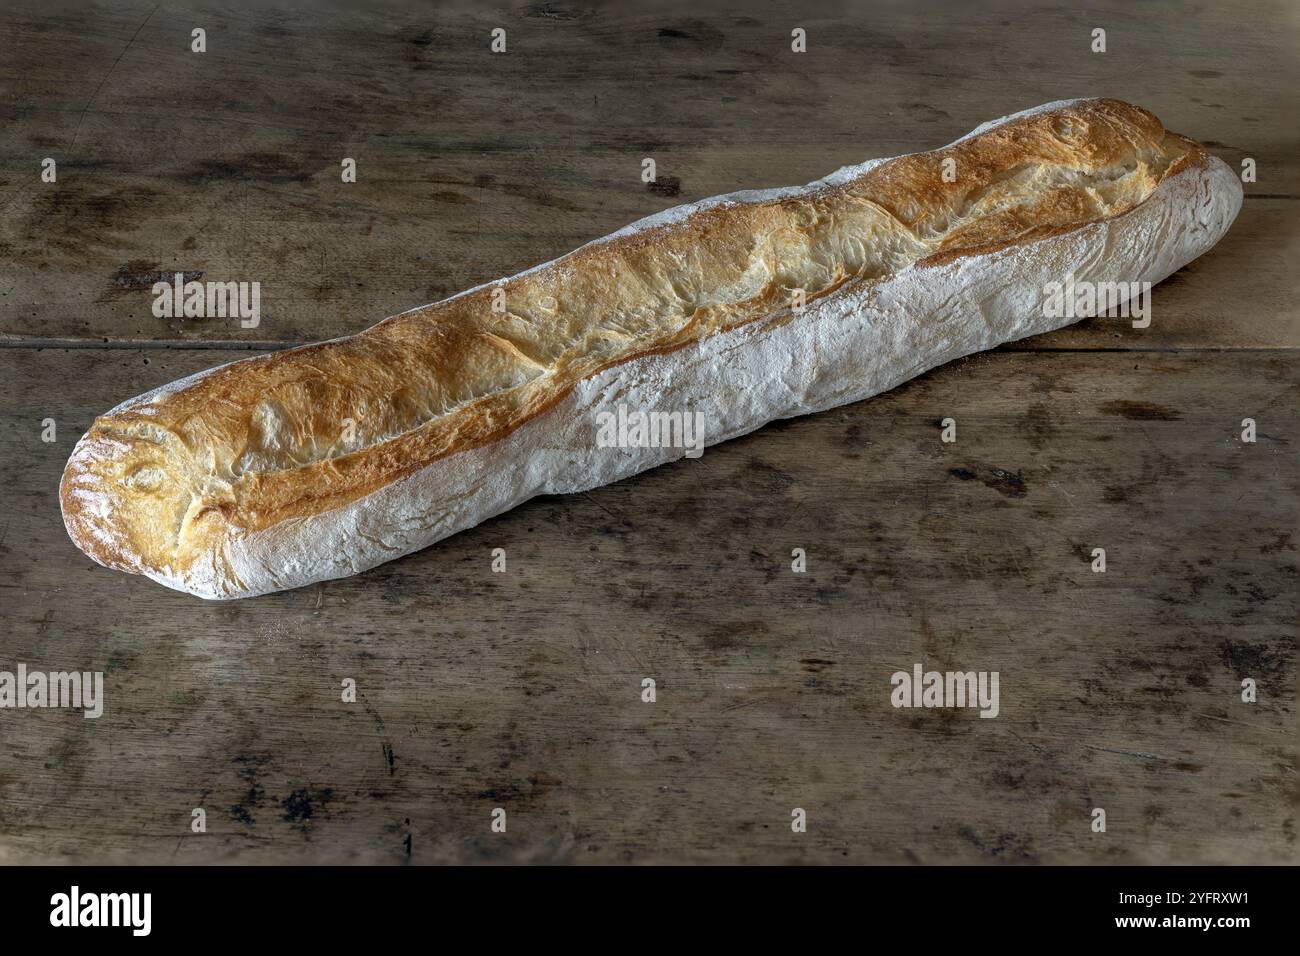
{"left": 60, "top": 98, "right": 1242, "bottom": 599}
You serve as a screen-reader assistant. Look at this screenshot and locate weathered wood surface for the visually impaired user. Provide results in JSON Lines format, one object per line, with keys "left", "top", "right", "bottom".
{"left": 0, "top": 348, "right": 1295, "bottom": 863}
{"left": 0, "top": 0, "right": 1296, "bottom": 864}
{"left": 0, "top": 0, "right": 1295, "bottom": 348}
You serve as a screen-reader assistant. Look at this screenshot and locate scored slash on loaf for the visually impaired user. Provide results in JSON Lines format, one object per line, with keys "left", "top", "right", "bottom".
{"left": 60, "top": 98, "right": 1243, "bottom": 599}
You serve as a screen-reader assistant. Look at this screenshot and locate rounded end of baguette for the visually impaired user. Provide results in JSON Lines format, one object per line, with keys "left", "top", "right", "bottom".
{"left": 61, "top": 427, "right": 138, "bottom": 576}
{"left": 60, "top": 412, "right": 232, "bottom": 593}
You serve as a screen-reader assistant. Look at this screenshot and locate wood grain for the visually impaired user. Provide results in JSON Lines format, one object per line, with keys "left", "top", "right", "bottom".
{"left": 0, "top": 346, "right": 1294, "bottom": 863}
{"left": 0, "top": 0, "right": 1295, "bottom": 864}
{"left": 0, "top": 0, "right": 1294, "bottom": 347}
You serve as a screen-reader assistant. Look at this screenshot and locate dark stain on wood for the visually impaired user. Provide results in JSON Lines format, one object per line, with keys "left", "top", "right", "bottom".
{"left": 1098, "top": 400, "right": 1181, "bottom": 421}
{"left": 1220, "top": 638, "right": 1285, "bottom": 677}
{"left": 648, "top": 176, "right": 683, "bottom": 197}
{"left": 957, "top": 826, "right": 1036, "bottom": 860}
{"left": 230, "top": 754, "right": 273, "bottom": 826}
{"left": 187, "top": 153, "right": 315, "bottom": 185}
{"left": 949, "top": 465, "right": 1028, "bottom": 497}
{"left": 23, "top": 177, "right": 164, "bottom": 261}
{"left": 282, "top": 787, "right": 334, "bottom": 831}
{"left": 107, "top": 261, "right": 202, "bottom": 296}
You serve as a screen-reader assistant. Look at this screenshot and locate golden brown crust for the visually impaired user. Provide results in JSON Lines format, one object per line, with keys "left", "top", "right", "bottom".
{"left": 61, "top": 98, "right": 1205, "bottom": 580}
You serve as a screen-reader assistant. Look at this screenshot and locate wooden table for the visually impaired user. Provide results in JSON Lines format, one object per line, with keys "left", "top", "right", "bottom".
{"left": 1, "top": 0, "right": 1295, "bottom": 864}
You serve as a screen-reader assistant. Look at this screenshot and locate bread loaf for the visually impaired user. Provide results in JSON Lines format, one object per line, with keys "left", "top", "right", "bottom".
{"left": 60, "top": 98, "right": 1242, "bottom": 599}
